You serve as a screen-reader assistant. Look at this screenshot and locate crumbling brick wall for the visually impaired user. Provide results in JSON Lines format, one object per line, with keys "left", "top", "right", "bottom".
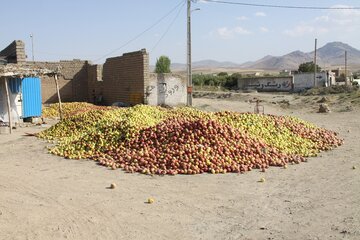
{"left": 27, "top": 60, "right": 89, "bottom": 103}
{"left": 102, "top": 49, "right": 149, "bottom": 105}
{"left": 0, "top": 40, "right": 26, "bottom": 63}
{"left": 87, "top": 64, "right": 104, "bottom": 104}
{"left": 1, "top": 40, "right": 153, "bottom": 105}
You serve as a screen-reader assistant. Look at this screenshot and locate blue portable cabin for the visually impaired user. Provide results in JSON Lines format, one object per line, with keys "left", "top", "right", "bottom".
{"left": 0, "top": 77, "right": 42, "bottom": 123}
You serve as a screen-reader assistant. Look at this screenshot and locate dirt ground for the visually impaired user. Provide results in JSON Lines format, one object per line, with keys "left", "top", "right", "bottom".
{"left": 0, "top": 92, "right": 359, "bottom": 240}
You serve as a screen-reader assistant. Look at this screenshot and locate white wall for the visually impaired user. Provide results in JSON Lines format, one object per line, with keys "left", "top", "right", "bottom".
{"left": 0, "top": 80, "right": 21, "bottom": 123}
{"left": 146, "top": 74, "right": 186, "bottom": 106}
{"left": 293, "top": 72, "right": 328, "bottom": 91}
{"left": 238, "top": 77, "right": 293, "bottom": 91}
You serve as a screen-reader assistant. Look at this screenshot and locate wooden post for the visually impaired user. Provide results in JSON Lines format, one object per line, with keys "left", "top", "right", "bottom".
{"left": 345, "top": 51, "right": 348, "bottom": 85}
{"left": 54, "top": 74, "right": 63, "bottom": 120}
{"left": 4, "top": 78, "right": 13, "bottom": 134}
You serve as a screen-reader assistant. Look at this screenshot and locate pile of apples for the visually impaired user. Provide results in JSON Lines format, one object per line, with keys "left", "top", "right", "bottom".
{"left": 39, "top": 105, "right": 167, "bottom": 159}
{"left": 42, "top": 102, "right": 113, "bottom": 119}
{"left": 97, "top": 118, "right": 303, "bottom": 174}
{"left": 38, "top": 104, "right": 344, "bottom": 174}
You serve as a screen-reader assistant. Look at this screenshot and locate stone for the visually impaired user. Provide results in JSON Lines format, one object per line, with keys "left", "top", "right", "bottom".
{"left": 318, "top": 103, "right": 330, "bottom": 113}
{"left": 317, "top": 96, "right": 329, "bottom": 103}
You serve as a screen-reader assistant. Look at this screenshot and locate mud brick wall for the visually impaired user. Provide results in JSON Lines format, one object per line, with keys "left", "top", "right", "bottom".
{"left": 87, "top": 64, "right": 104, "bottom": 104}
{"left": 28, "top": 60, "right": 89, "bottom": 103}
{"left": 1, "top": 40, "right": 152, "bottom": 105}
{"left": 102, "top": 49, "right": 149, "bottom": 105}
{"left": 0, "top": 40, "right": 26, "bottom": 63}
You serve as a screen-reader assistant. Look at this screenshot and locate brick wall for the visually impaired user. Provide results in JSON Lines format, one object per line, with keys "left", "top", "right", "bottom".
{"left": 27, "top": 60, "right": 89, "bottom": 103}
{"left": 0, "top": 40, "right": 26, "bottom": 63}
{"left": 36, "top": 51, "right": 149, "bottom": 105}
{"left": 87, "top": 64, "right": 104, "bottom": 104}
{"left": 102, "top": 49, "right": 148, "bottom": 105}
{"left": 1, "top": 40, "right": 153, "bottom": 105}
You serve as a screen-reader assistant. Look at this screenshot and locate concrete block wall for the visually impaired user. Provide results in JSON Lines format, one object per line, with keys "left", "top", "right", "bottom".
{"left": 102, "top": 49, "right": 148, "bottom": 105}
{"left": 146, "top": 73, "right": 187, "bottom": 106}
{"left": 0, "top": 40, "right": 26, "bottom": 63}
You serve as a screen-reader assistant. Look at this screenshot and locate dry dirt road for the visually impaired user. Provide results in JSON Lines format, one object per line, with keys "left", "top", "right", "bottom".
{"left": 0, "top": 94, "right": 359, "bottom": 240}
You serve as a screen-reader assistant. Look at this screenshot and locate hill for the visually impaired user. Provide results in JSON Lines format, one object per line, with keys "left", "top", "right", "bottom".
{"left": 168, "top": 41, "right": 360, "bottom": 72}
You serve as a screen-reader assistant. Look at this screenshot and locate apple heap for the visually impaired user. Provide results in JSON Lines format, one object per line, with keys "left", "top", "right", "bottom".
{"left": 40, "top": 105, "right": 167, "bottom": 159}
{"left": 272, "top": 115, "right": 343, "bottom": 152}
{"left": 96, "top": 118, "right": 303, "bottom": 174}
{"left": 42, "top": 102, "right": 113, "bottom": 119}
{"left": 39, "top": 108, "right": 111, "bottom": 140}
{"left": 38, "top": 104, "right": 344, "bottom": 174}
{"left": 214, "top": 112, "right": 318, "bottom": 157}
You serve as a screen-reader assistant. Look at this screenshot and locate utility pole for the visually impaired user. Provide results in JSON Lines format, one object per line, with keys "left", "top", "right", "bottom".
{"left": 187, "top": 0, "right": 192, "bottom": 106}
{"left": 30, "top": 33, "right": 35, "bottom": 62}
{"left": 313, "top": 38, "right": 317, "bottom": 87}
{"left": 345, "top": 50, "right": 348, "bottom": 85}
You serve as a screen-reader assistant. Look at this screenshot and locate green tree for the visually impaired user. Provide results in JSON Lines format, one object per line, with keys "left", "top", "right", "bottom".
{"left": 155, "top": 55, "right": 171, "bottom": 73}
{"left": 217, "top": 72, "right": 228, "bottom": 77}
{"left": 224, "top": 73, "right": 242, "bottom": 88}
{"left": 298, "top": 61, "right": 322, "bottom": 73}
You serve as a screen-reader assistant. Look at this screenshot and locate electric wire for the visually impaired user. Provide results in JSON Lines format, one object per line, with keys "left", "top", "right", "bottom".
{"left": 151, "top": 1, "right": 186, "bottom": 52}
{"left": 93, "top": 0, "right": 185, "bottom": 63}
{"left": 36, "top": 51, "right": 101, "bottom": 58}
{"left": 201, "top": 0, "right": 360, "bottom": 10}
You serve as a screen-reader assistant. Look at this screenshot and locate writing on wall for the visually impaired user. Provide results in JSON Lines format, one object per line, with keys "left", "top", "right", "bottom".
{"left": 247, "top": 80, "right": 291, "bottom": 90}
{"left": 146, "top": 74, "right": 186, "bottom": 106}
{"left": 238, "top": 77, "right": 293, "bottom": 92}
{"left": 146, "top": 83, "right": 181, "bottom": 99}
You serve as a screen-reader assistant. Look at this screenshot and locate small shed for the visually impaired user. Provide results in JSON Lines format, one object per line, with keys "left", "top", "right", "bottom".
{"left": 0, "top": 77, "right": 42, "bottom": 123}
{"left": 0, "top": 64, "right": 57, "bottom": 133}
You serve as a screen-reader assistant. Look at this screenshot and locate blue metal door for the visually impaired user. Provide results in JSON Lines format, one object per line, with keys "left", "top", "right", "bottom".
{"left": 22, "top": 77, "right": 42, "bottom": 118}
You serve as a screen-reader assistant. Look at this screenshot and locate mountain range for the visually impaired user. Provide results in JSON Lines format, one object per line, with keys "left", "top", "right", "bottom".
{"left": 170, "top": 42, "right": 360, "bottom": 71}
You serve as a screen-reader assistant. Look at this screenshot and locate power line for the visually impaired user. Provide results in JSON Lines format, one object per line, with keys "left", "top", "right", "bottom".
{"left": 93, "top": 0, "right": 185, "bottom": 63}
{"left": 36, "top": 51, "right": 101, "bottom": 58}
{"left": 151, "top": 1, "right": 186, "bottom": 52}
{"left": 201, "top": 0, "right": 360, "bottom": 10}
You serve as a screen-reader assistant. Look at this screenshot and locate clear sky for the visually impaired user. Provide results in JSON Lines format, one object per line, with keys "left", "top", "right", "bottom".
{"left": 1, "top": 0, "right": 360, "bottom": 65}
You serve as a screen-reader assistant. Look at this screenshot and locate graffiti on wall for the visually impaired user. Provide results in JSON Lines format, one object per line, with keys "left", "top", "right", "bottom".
{"left": 246, "top": 78, "right": 292, "bottom": 91}
{"left": 146, "top": 75, "right": 187, "bottom": 106}
{"left": 165, "top": 84, "right": 179, "bottom": 98}
{"left": 146, "top": 85, "right": 155, "bottom": 93}
{"left": 146, "top": 83, "right": 180, "bottom": 98}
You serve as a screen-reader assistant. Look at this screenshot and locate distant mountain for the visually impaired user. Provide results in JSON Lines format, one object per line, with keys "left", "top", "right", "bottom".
{"left": 193, "top": 59, "right": 241, "bottom": 68}
{"left": 241, "top": 41, "right": 360, "bottom": 70}
{"left": 171, "top": 59, "right": 241, "bottom": 71}
{"left": 167, "top": 41, "right": 360, "bottom": 72}
{"left": 311, "top": 42, "right": 360, "bottom": 66}
{"left": 240, "top": 51, "right": 313, "bottom": 70}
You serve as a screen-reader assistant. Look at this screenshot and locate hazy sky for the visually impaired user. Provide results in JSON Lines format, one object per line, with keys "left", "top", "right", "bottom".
{"left": 1, "top": 0, "right": 360, "bottom": 65}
